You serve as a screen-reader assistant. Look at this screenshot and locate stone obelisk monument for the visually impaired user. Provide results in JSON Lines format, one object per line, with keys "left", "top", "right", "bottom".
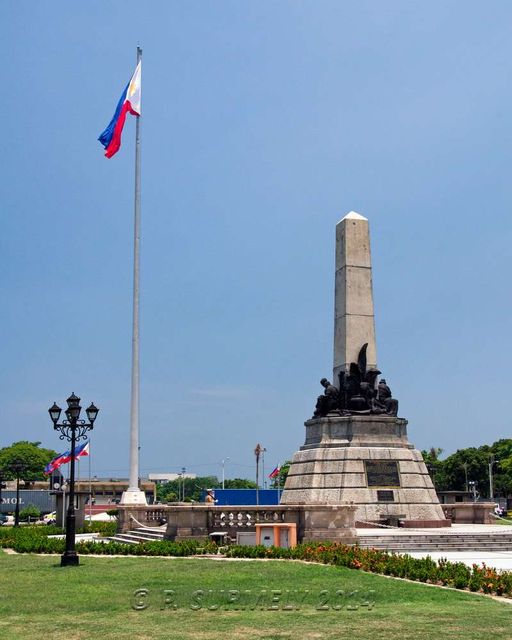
{"left": 280, "top": 212, "right": 448, "bottom": 526}
{"left": 333, "top": 212, "right": 377, "bottom": 381}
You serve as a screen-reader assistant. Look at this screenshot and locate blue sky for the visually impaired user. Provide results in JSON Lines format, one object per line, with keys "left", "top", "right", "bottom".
{"left": 1, "top": 2, "right": 512, "bottom": 481}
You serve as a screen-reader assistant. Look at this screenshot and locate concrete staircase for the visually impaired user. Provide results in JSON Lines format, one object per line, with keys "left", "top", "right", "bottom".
{"left": 109, "top": 527, "right": 166, "bottom": 545}
{"left": 357, "top": 532, "right": 512, "bottom": 552}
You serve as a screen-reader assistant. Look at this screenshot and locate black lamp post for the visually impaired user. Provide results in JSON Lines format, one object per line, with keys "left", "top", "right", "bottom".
{"left": 0, "top": 467, "right": 6, "bottom": 520}
{"left": 48, "top": 393, "right": 99, "bottom": 567}
{"left": 10, "top": 460, "right": 27, "bottom": 527}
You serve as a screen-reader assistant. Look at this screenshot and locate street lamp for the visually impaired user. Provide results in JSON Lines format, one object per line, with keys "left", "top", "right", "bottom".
{"left": 181, "top": 467, "right": 186, "bottom": 501}
{"left": 0, "top": 469, "right": 5, "bottom": 520}
{"left": 221, "top": 457, "right": 230, "bottom": 490}
{"left": 48, "top": 393, "right": 99, "bottom": 567}
{"left": 489, "top": 455, "right": 498, "bottom": 501}
{"left": 10, "top": 460, "right": 27, "bottom": 527}
{"left": 462, "top": 463, "right": 469, "bottom": 493}
{"left": 261, "top": 447, "right": 267, "bottom": 489}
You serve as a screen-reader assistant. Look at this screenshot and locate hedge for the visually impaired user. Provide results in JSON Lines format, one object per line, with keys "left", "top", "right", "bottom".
{"left": 0, "top": 525, "right": 218, "bottom": 556}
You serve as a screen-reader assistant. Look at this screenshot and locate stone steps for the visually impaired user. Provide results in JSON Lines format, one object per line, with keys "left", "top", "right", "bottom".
{"left": 357, "top": 533, "right": 512, "bottom": 552}
{"left": 359, "top": 544, "right": 512, "bottom": 552}
{"left": 109, "top": 527, "right": 166, "bottom": 545}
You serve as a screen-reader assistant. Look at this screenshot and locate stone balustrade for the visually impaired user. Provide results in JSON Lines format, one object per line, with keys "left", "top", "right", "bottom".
{"left": 441, "top": 502, "right": 495, "bottom": 525}
{"left": 116, "top": 503, "right": 357, "bottom": 543}
{"left": 117, "top": 505, "right": 168, "bottom": 533}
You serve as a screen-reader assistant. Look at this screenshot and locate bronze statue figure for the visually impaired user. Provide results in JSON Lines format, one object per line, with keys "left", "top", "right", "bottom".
{"left": 313, "top": 378, "right": 340, "bottom": 417}
{"left": 313, "top": 344, "right": 399, "bottom": 417}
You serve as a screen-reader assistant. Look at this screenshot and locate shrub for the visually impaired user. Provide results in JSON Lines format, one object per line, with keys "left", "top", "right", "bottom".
{"left": 0, "top": 525, "right": 218, "bottom": 557}
{"left": 19, "top": 504, "right": 41, "bottom": 522}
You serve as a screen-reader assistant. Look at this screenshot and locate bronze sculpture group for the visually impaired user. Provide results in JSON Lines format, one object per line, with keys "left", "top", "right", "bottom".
{"left": 314, "top": 343, "right": 399, "bottom": 417}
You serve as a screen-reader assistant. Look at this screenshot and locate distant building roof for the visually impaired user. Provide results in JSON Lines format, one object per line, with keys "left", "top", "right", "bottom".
{"left": 148, "top": 473, "right": 197, "bottom": 482}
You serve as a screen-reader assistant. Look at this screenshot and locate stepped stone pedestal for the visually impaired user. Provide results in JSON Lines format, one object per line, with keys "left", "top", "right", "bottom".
{"left": 281, "top": 414, "right": 448, "bottom": 526}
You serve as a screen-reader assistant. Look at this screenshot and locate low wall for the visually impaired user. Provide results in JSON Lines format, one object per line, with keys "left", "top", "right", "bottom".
{"left": 117, "top": 503, "right": 357, "bottom": 543}
{"left": 442, "top": 502, "right": 495, "bottom": 524}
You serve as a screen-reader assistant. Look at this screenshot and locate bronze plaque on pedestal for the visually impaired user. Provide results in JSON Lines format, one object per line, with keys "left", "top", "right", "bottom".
{"left": 365, "top": 460, "right": 400, "bottom": 487}
{"left": 377, "top": 490, "right": 395, "bottom": 502}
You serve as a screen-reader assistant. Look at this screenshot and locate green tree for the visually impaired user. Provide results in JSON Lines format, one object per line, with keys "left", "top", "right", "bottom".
{"left": 223, "top": 478, "right": 257, "bottom": 489}
{"left": 0, "top": 441, "right": 57, "bottom": 481}
{"left": 420, "top": 440, "right": 512, "bottom": 499}
{"left": 489, "top": 439, "right": 512, "bottom": 497}
{"left": 421, "top": 447, "right": 444, "bottom": 487}
{"left": 156, "top": 476, "right": 219, "bottom": 503}
{"left": 431, "top": 446, "right": 491, "bottom": 496}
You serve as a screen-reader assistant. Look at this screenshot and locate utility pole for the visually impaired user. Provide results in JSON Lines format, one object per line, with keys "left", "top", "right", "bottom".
{"left": 489, "top": 455, "right": 496, "bottom": 501}
{"left": 177, "top": 472, "right": 182, "bottom": 502}
{"left": 222, "top": 458, "right": 230, "bottom": 490}
{"left": 462, "top": 463, "right": 469, "bottom": 493}
{"left": 254, "top": 444, "right": 262, "bottom": 506}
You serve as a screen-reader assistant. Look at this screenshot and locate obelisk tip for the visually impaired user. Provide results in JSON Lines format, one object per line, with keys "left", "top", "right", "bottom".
{"left": 340, "top": 210, "right": 367, "bottom": 222}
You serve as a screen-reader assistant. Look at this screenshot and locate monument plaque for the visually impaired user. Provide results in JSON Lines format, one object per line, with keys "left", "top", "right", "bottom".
{"left": 377, "top": 490, "right": 394, "bottom": 502}
{"left": 365, "top": 460, "right": 400, "bottom": 487}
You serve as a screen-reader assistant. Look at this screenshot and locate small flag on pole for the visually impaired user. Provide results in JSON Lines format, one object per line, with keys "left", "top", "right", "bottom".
{"left": 43, "top": 442, "right": 90, "bottom": 475}
{"left": 73, "top": 442, "right": 90, "bottom": 459}
{"left": 44, "top": 450, "right": 70, "bottom": 476}
{"left": 268, "top": 465, "right": 280, "bottom": 479}
{"left": 98, "top": 61, "right": 141, "bottom": 158}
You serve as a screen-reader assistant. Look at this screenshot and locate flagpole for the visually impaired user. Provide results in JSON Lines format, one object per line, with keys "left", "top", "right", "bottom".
{"left": 88, "top": 437, "right": 92, "bottom": 522}
{"left": 122, "top": 45, "right": 146, "bottom": 505}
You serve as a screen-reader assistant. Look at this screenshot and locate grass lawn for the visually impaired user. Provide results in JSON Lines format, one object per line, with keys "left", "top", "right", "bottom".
{"left": 1, "top": 552, "right": 511, "bottom": 640}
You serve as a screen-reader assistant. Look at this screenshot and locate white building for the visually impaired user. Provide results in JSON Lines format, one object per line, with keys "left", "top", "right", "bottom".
{"left": 148, "top": 473, "right": 197, "bottom": 485}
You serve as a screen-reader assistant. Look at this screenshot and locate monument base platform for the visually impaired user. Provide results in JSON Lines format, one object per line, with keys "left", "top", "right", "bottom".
{"left": 120, "top": 489, "right": 147, "bottom": 506}
{"left": 280, "top": 415, "right": 449, "bottom": 527}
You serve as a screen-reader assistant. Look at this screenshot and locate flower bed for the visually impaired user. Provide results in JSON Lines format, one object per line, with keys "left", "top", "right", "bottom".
{"left": 225, "top": 543, "right": 512, "bottom": 597}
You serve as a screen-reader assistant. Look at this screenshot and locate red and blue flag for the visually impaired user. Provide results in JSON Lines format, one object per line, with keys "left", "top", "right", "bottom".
{"left": 98, "top": 62, "right": 141, "bottom": 158}
{"left": 43, "top": 442, "right": 90, "bottom": 476}
{"left": 268, "top": 466, "right": 280, "bottom": 479}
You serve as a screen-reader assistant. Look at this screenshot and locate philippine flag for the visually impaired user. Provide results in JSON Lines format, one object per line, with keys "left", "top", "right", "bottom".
{"left": 268, "top": 466, "right": 280, "bottom": 479}
{"left": 44, "top": 450, "right": 71, "bottom": 476}
{"left": 43, "top": 442, "right": 90, "bottom": 475}
{"left": 98, "top": 61, "right": 141, "bottom": 158}
{"left": 74, "top": 442, "right": 90, "bottom": 459}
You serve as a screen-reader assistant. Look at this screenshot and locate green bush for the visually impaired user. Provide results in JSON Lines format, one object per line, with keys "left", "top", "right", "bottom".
{"left": 0, "top": 525, "right": 62, "bottom": 550}
{"left": 0, "top": 524, "right": 217, "bottom": 557}
{"left": 19, "top": 504, "right": 41, "bottom": 522}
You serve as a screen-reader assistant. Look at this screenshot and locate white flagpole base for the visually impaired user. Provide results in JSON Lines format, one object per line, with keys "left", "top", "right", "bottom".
{"left": 120, "top": 489, "right": 147, "bottom": 505}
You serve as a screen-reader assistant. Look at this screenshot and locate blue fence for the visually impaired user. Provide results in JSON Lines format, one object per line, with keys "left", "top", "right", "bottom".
{"left": 200, "top": 489, "right": 280, "bottom": 506}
